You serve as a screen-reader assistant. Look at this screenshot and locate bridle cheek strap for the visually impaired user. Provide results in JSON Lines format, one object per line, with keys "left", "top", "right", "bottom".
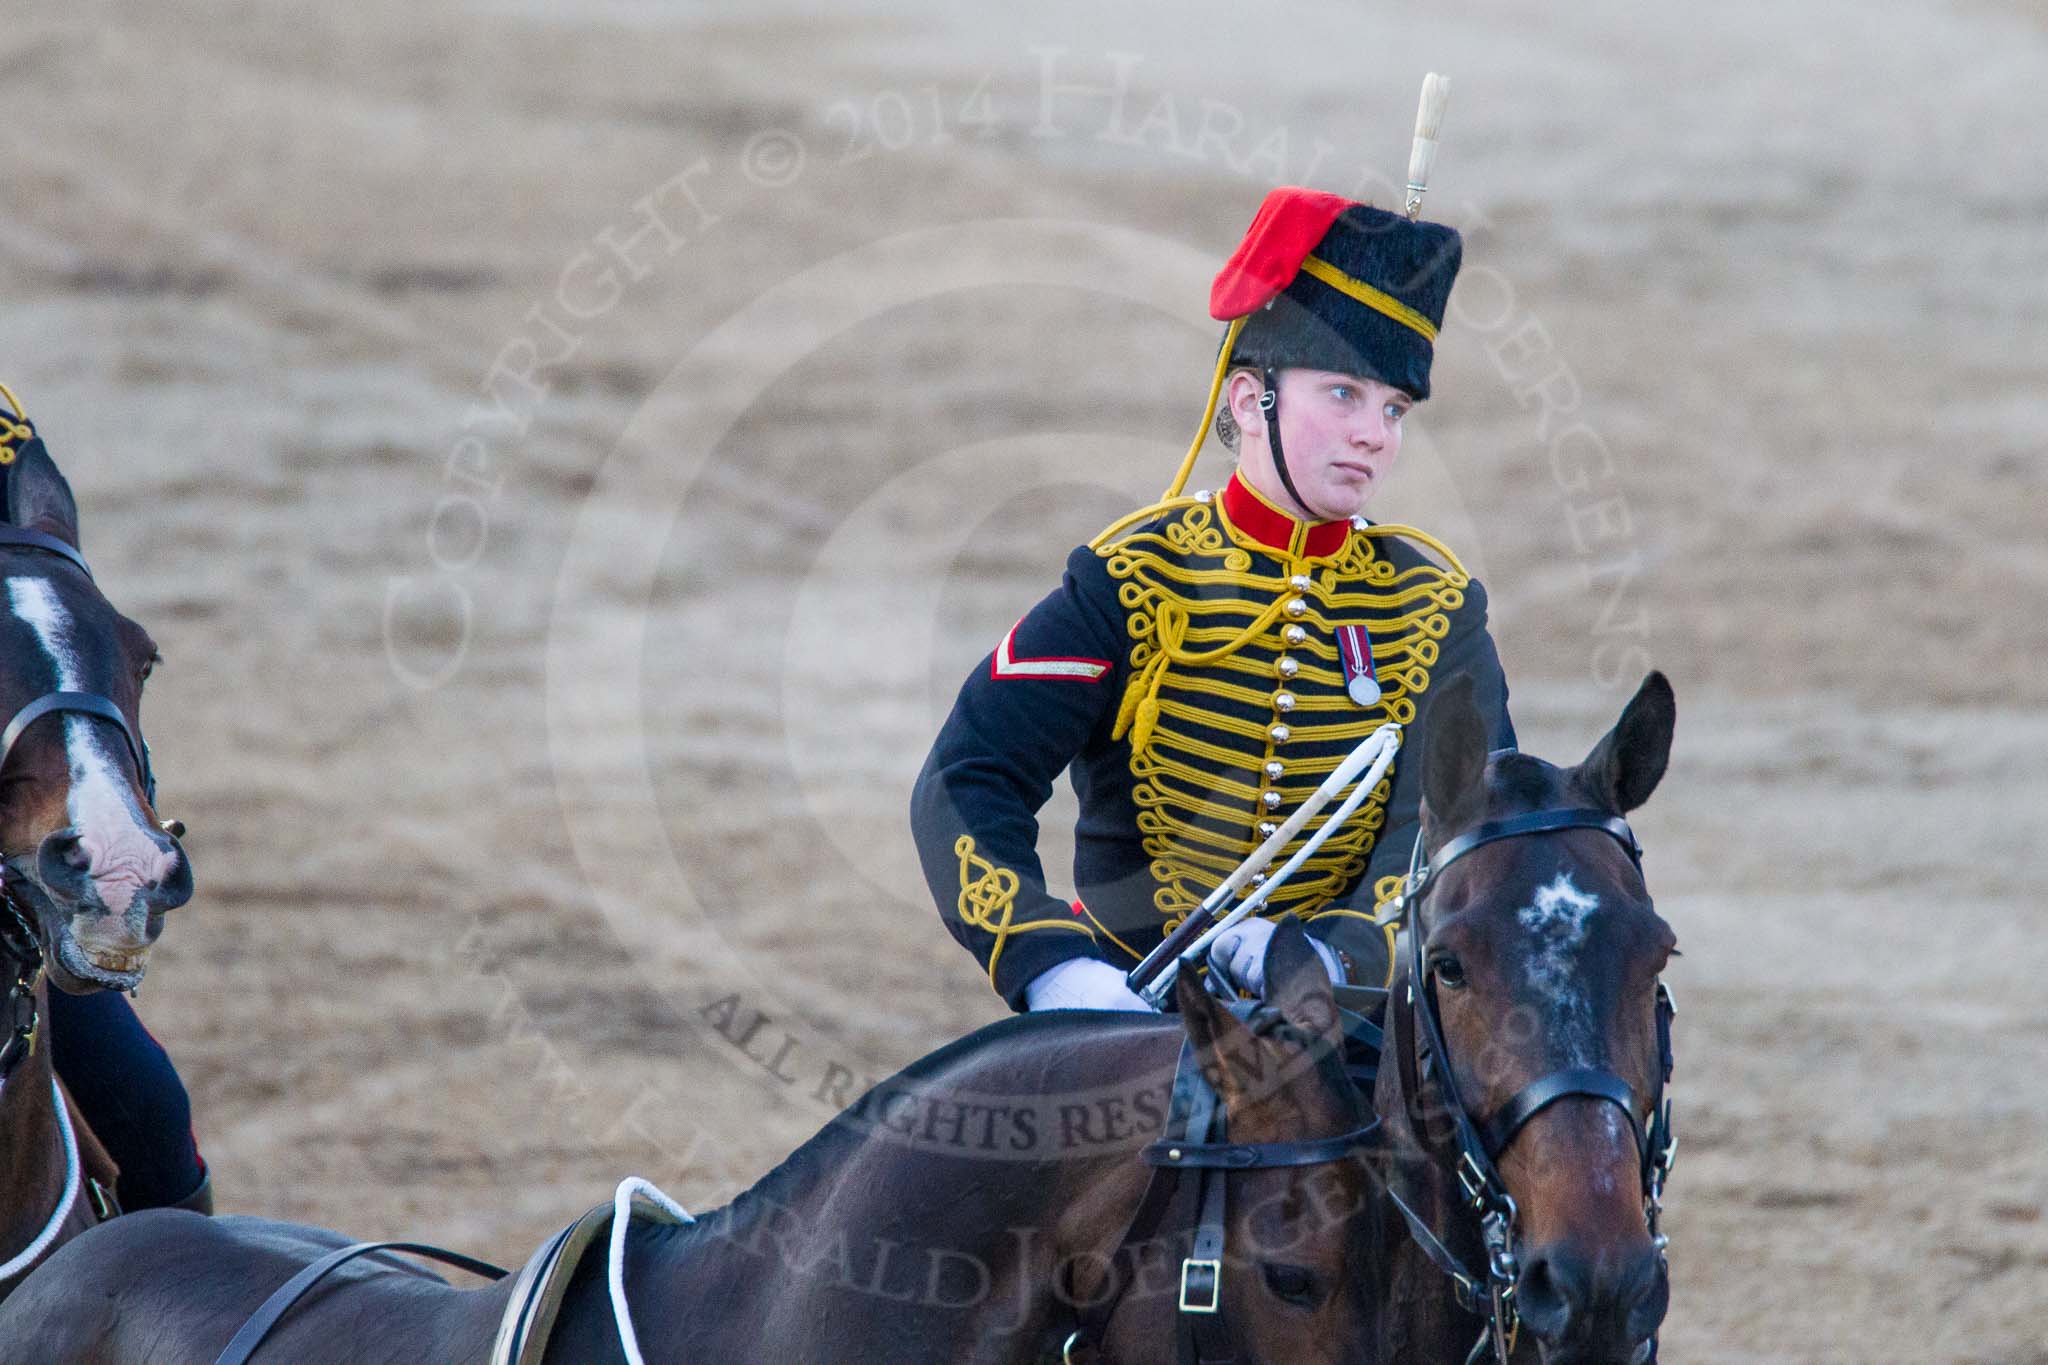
{"left": 1392, "top": 804, "right": 1672, "bottom": 1362}
{"left": 0, "top": 526, "right": 159, "bottom": 807}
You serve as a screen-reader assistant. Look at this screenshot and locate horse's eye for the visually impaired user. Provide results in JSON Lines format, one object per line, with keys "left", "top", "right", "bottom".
{"left": 139, "top": 652, "right": 160, "bottom": 684}
{"left": 1261, "top": 1262, "right": 1324, "bottom": 1308}
{"left": 1430, "top": 953, "right": 1467, "bottom": 990}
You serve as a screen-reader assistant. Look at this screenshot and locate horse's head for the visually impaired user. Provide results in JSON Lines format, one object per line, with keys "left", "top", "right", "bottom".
{"left": 1393, "top": 671, "right": 1677, "bottom": 1363}
{"left": 0, "top": 400, "right": 190, "bottom": 993}
{"left": 1130, "top": 922, "right": 1377, "bottom": 1364}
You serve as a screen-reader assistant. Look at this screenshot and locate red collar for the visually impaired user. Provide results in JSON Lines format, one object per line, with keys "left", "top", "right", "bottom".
{"left": 1219, "top": 472, "right": 1352, "bottom": 558}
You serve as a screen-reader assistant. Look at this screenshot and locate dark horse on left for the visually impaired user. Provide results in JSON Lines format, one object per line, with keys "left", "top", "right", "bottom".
{"left": 0, "top": 388, "right": 195, "bottom": 1302}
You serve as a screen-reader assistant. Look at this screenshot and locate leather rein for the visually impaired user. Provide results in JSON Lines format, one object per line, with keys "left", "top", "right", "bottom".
{"left": 1064, "top": 1018, "right": 1380, "bottom": 1365}
{"left": 1387, "top": 807, "right": 1678, "bottom": 1364}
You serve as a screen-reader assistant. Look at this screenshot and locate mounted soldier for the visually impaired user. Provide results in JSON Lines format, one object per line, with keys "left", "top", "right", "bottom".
{"left": 912, "top": 175, "right": 1515, "bottom": 1012}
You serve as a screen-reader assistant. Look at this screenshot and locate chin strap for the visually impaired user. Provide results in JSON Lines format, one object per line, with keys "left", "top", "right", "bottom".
{"left": 1258, "top": 368, "right": 1314, "bottom": 519}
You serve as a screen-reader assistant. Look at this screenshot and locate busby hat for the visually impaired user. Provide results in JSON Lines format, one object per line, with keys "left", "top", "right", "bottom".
{"left": 1212, "top": 188, "right": 1461, "bottom": 401}
{"left": 1153, "top": 76, "right": 1462, "bottom": 504}
{"left": 1158, "top": 187, "right": 1465, "bottom": 505}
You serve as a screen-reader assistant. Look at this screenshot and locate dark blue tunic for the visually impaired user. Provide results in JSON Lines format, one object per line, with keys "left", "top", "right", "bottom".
{"left": 911, "top": 474, "right": 1514, "bottom": 1008}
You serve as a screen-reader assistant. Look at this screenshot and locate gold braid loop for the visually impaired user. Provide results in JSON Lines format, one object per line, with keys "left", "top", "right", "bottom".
{"left": 0, "top": 382, "right": 31, "bottom": 467}
{"left": 1110, "top": 594, "right": 1290, "bottom": 755}
{"left": 954, "top": 835, "right": 1090, "bottom": 990}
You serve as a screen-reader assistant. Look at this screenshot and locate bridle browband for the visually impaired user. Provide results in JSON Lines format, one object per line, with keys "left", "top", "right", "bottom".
{"left": 1066, "top": 1020, "right": 1380, "bottom": 1365}
{"left": 1388, "top": 806, "right": 1678, "bottom": 1364}
{"left": 0, "top": 525, "right": 158, "bottom": 807}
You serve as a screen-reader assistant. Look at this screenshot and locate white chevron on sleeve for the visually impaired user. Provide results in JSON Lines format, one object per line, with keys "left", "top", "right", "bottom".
{"left": 990, "top": 621, "right": 1110, "bottom": 682}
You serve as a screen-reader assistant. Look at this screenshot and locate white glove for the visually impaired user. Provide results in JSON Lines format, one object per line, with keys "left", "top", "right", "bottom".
{"left": 1206, "top": 918, "right": 1345, "bottom": 999}
{"left": 1024, "top": 958, "right": 1154, "bottom": 1013}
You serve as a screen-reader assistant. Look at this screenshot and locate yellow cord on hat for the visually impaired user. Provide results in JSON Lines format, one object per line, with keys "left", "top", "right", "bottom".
{"left": 1161, "top": 316, "right": 1245, "bottom": 501}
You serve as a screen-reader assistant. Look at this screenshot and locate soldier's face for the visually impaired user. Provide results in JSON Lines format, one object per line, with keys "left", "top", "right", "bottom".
{"left": 1229, "top": 367, "right": 1413, "bottom": 521}
{"left": 1273, "top": 368, "right": 1412, "bottom": 519}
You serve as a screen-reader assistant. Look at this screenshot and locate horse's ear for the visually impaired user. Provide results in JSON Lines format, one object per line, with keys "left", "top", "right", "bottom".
{"left": 1176, "top": 969, "right": 1259, "bottom": 1110}
{"left": 2, "top": 430, "right": 81, "bottom": 549}
{"left": 1421, "top": 673, "right": 1488, "bottom": 829}
{"left": 1263, "top": 916, "right": 1343, "bottom": 1052}
{"left": 1578, "top": 671, "right": 1675, "bottom": 813}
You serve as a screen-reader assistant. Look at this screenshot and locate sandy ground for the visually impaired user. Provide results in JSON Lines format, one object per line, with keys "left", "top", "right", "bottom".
{"left": 2, "top": 0, "right": 2045, "bottom": 1359}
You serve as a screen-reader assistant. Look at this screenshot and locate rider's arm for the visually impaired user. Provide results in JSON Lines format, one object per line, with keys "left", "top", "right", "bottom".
{"left": 910, "top": 547, "right": 1125, "bottom": 1011}
{"left": 1305, "top": 576, "right": 1515, "bottom": 985}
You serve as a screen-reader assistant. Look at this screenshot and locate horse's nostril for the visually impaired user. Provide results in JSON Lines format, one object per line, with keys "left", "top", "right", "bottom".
{"left": 35, "top": 828, "right": 95, "bottom": 902}
{"left": 148, "top": 839, "right": 194, "bottom": 910}
{"left": 1515, "top": 1250, "right": 1573, "bottom": 1340}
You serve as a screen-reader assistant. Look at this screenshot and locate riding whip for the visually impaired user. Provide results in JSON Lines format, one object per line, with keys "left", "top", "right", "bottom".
{"left": 1127, "top": 724, "right": 1401, "bottom": 1005}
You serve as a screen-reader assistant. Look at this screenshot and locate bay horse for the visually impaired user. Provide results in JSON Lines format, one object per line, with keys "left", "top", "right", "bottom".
{"left": 1, "top": 930, "right": 1389, "bottom": 1363}
{"left": 1366, "top": 669, "right": 1679, "bottom": 1363}
{"left": 0, "top": 670, "right": 1679, "bottom": 1363}
{"left": 0, "top": 389, "right": 194, "bottom": 1299}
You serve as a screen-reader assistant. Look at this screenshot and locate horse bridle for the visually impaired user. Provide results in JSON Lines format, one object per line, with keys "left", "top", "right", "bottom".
{"left": 0, "top": 523, "right": 162, "bottom": 1021}
{"left": 0, "top": 524, "right": 158, "bottom": 808}
{"left": 0, "top": 511, "right": 161, "bottom": 1084}
{"left": 1387, "top": 807, "right": 1678, "bottom": 1364}
{"left": 0, "top": 895, "right": 43, "bottom": 1087}
{"left": 1067, "top": 1022, "right": 1381, "bottom": 1365}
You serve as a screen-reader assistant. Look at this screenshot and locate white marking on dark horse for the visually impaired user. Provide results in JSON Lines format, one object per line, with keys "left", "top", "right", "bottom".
{"left": 1516, "top": 871, "right": 1601, "bottom": 1064}
{"left": 6, "top": 576, "right": 164, "bottom": 916}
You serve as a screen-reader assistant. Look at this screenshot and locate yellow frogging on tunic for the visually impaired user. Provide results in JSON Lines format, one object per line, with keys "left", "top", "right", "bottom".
{"left": 0, "top": 382, "right": 31, "bottom": 466}
{"left": 954, "top": 835, "right": 1093, "bottom": 991}
{"left": 1091, "top": 496, "right": 1469, "bottom": 933}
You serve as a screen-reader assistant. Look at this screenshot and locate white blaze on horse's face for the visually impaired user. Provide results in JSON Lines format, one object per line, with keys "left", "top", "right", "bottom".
{"left": 1515, "top": 870, "right": 1601, "bottom": 1066}
{"left": 6, "top": 576, "right": 170, "bottom": 919}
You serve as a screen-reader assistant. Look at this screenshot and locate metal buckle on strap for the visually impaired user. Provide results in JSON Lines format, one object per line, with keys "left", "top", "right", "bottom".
{"left": 1457, "top": 1151, "right": 1490, "bottom": 1209}
{"left": 1179, "top": 1257, "right": 1222, "bottom": 1314}
{"left": 87, "top": 1177, "right": 119, "bottom": 1223}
